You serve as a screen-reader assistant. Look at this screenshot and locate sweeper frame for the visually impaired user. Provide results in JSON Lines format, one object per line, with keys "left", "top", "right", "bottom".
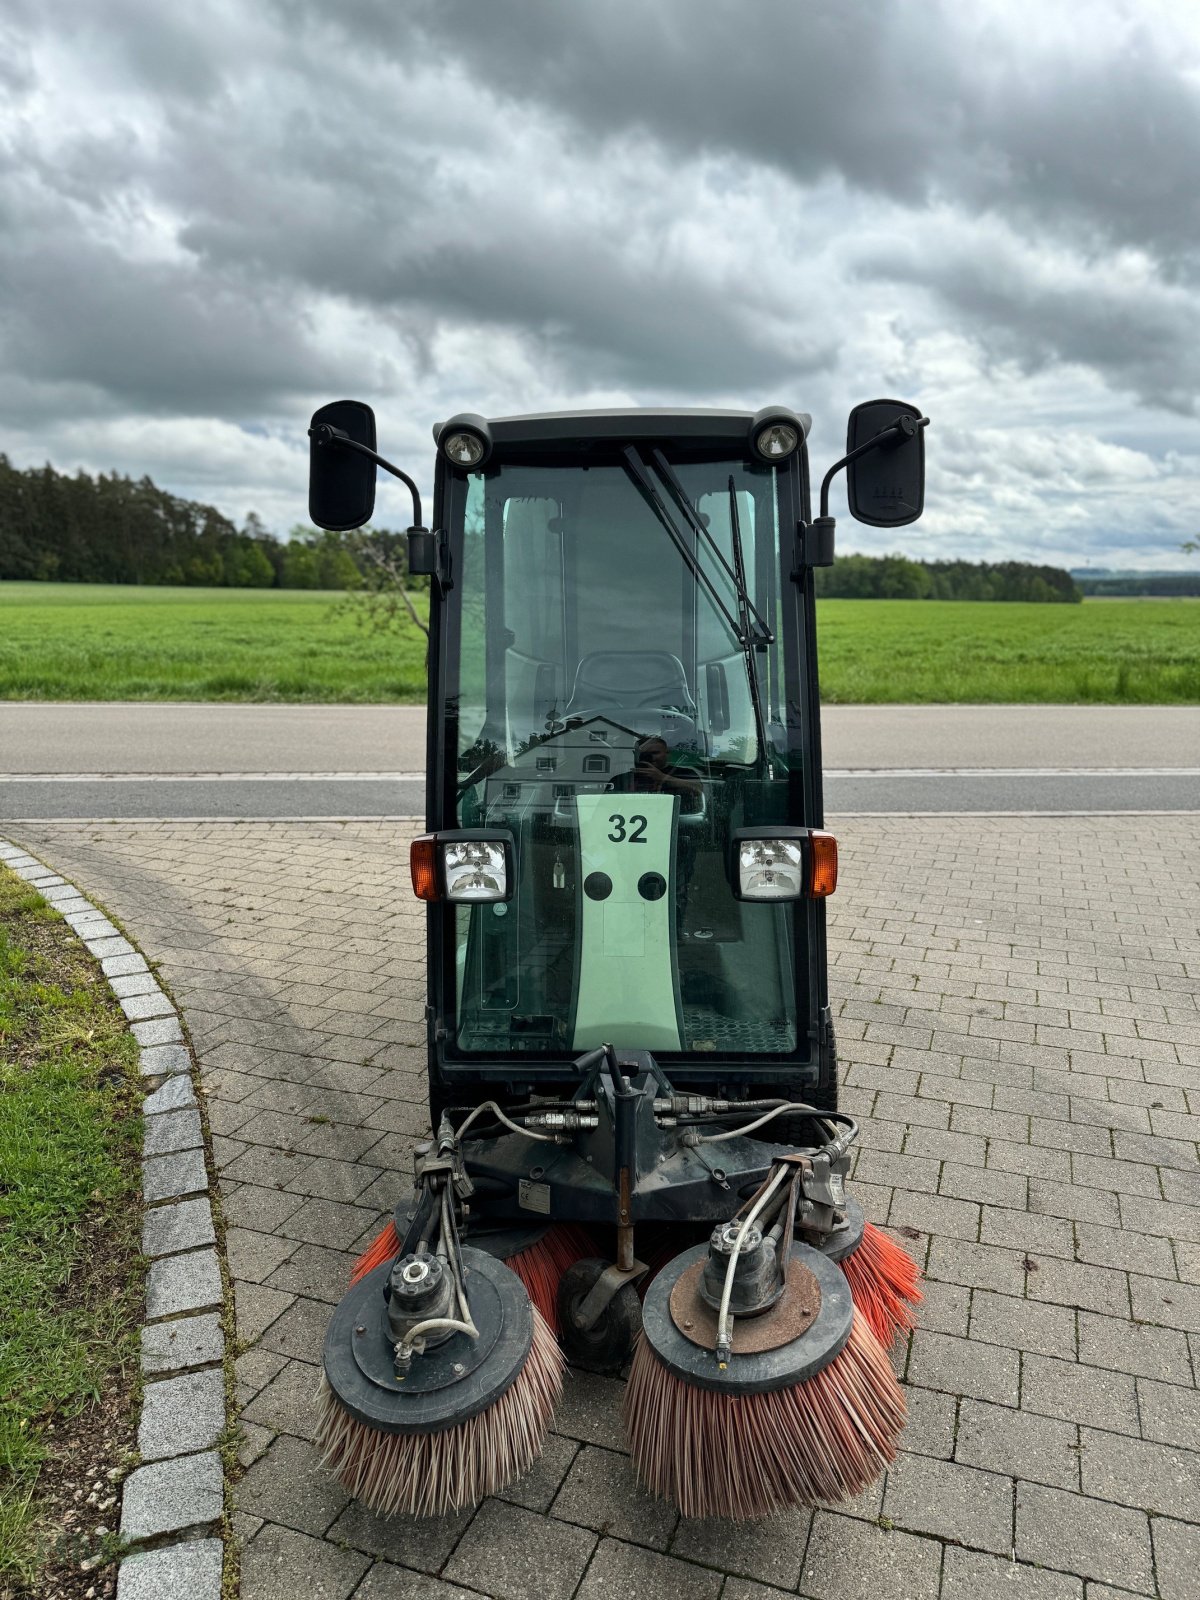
{"left": 308, "top": 397, "right": 929, "bottom": 1517}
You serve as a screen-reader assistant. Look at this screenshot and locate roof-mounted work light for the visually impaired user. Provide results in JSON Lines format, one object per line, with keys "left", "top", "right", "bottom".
{"left": 437, "top": 412, "right": 493, "bottom": 470}
{"left": 748, "top": 406, "right": 808, "bottom": 464}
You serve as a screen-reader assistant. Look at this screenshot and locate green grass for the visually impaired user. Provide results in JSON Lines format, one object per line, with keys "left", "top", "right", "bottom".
{"left": 0, "top": 582, "right": 427, "bottom": 702}
{"left": 1, "top": 582, "right": 1197, "bottom": 703}
{"left": 815, "top": 597, "right": 1200, "bottom": 703}
{"left": 0, "top": 870, "right": 142, "bottom": 1583}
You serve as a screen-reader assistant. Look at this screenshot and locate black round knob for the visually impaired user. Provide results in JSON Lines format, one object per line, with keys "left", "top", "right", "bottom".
{"left": 583, "top": 872, "right": 612, "bottom": 901}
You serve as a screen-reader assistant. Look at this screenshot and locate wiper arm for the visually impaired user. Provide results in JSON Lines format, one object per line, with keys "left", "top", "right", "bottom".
{"left": 727, "top": 475, "right": 771, "bottom": 772}
{"left": 650, "top": 449, "right": 773, "bottom": 644}
{"left": 620, "top": 447, "right": 746, "bottom": 647}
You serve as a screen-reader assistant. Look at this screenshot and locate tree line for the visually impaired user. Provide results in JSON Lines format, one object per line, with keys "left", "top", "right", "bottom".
{"left": 1075, "top": 574, "right": 1200, "bottom": 598}
{"left": 0, "top": 454, "right": 374, "bottom": 589}
{"left": 815, "top": 553, "right": 1081, "bottom": 602}
{"left": 2, "top": 454, "right": 1081, "bottom": 602}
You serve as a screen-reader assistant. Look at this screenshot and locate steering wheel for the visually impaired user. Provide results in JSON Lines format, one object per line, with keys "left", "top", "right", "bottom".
{"left": 567, "top": 705, "right": 699, "bottom": 741}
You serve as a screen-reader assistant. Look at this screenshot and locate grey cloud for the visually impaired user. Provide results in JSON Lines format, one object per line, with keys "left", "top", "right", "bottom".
{"left": 8, "top": 28, "right": 833, "bottom": 401}
{"left": 370, "top": 0, "right": 1200, "bottom": 270}
{"left": 2, "top": 0, "right": 1199, "bottom": 567}
{"left": 871, "top": 241, "right": 1200, "bottom": 415}
{"left": 1, "top": 222, "right": 340, "bottom": 415}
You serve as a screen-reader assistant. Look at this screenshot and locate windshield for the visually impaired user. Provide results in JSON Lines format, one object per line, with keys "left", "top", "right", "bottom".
{"left": 454, "top": 455, "right": 788, "bottom": 777}
{"left": 444, "top": 450, "right": 809, "bottom": 1060}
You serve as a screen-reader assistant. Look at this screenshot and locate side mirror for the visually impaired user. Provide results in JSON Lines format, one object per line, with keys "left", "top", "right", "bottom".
{"left": 309, "top": 399, "right": 377, "bottom": 530}
{"left": 845, "top": 399, "right": 925, "bottom": 527}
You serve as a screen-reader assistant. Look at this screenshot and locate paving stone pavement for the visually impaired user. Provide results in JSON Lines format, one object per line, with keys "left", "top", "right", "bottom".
{"left": 10, "top": 815, "right": 1199, "bottom": 1600}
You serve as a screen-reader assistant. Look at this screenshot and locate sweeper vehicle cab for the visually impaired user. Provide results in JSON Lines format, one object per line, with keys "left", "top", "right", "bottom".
{"left": 308, "top": 398, "right": 929, "bottom": 1519}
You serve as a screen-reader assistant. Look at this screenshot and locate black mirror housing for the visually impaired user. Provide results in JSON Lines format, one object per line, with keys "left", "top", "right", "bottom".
{"left": 845, "top": 399, "right": 925, "bottom": 527}
{"left": 309, "top": 399, "right": 377, "bottom": 530}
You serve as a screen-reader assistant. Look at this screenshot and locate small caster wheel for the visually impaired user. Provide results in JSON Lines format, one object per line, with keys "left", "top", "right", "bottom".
{"left": 557, "top": 1257, "right": 642, "bottom": 1373}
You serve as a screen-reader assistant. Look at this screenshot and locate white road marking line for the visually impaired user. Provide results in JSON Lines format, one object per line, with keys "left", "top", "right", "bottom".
{"left": 831, "top": 809, "right": 1200, "bottom": 817}
{"left": 825, "top": 767, "right": 1200, "bottom": 778}
{"left": 1, "top": 767, "right": 1195, "bottom": 782}
{"left": 0, "top": 771, "right": 426, "bottom": 782}
{"left": 2, "top": 812, "right": 1196, "bottom": 824}
{"left": 0, "top": 815, "right": 427, "bottom": 823}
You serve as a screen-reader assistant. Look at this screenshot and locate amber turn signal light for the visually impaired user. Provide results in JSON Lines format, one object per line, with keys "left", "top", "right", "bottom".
{"left": 410, "top": 835, "right": 440, "bottom": 901}
{"left": 808, "top": 831, "right": 837, "bottom": 897}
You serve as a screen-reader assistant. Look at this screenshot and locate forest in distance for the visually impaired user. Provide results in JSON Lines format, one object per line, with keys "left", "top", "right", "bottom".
{"left": 0, "top": 451, "right": 1158, "bottom": 603}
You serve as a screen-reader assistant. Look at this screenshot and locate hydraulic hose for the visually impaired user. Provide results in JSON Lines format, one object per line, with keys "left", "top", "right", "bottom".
{"left": 715, "top": 1164, "right": 789, "bottom": 1366}
{"left": 697, "top": 1104, "right": 796, "bottom": 1144}
{"left": 394, "top": 1187, "right": 479, "bottom": 1364}
{"left": 695, "top": 1104, "right": 859, "bottom": 1149}
{"left": 454, "top": 1100, "right": 560, "bottom": 1143}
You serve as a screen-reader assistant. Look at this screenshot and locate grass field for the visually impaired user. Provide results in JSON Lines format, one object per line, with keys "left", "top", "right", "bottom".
{"left": 816, "top": 596, "right": 1200, "bottom": 703}
{"left": 1, "top": 582, "right": 1198, "bottom": 703}
{"left": 0, "top": 868, "right": 142, "bottom": 1585}
{"left": 0, "top": 582, "right": 428, "bottom": 702}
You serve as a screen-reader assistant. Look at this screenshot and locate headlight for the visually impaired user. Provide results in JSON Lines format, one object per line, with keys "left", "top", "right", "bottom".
{"left": 753, "top": 422, "right": 799, "bottom": 460}
{"left": 731, "top": 829, "right": 837, "bottom": 900}
{"left": 737, "top": 838, "right": 805, "bottom": 899}
{"left": 443, "top": 430, "right": 487, "bottom": 468}
{"left": 442, "top": 839, "right": 508, "bottom": 902}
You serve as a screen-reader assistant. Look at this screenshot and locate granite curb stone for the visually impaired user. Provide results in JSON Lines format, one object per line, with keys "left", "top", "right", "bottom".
{"left": 120, "top": 1451, "right": 224, "bottom": 1540}
{"left": 139, "top": 1041, "right": 191, "bottom": 1076}
{"left": 142, "top": 1311, "right": 225, "bottom": 1373}
{"left": 115, "top": 1538, "right": 223, "bottom": 1600}
{"left": 138, "top": 1367, "right": 227, "bottom": 1459}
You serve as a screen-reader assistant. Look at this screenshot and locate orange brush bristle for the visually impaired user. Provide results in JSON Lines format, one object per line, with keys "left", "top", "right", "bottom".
{"left": 839, "top": 1221, "right": 923, "bottom": 1348}
{"left": 504, "top": 1224, "right": 594, "bottom": 1331}
{"left": 350, "top": 1219, "right": 401, "bottom": 1286}
{"left": 349, "top": 1219, "right": 593, "bottom": 1332}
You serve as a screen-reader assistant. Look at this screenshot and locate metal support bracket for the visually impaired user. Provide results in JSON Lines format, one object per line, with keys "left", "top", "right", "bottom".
{"left": 792, "top": 518, "right": 835, "bottom": 572}
{"left": 573, "top": 1258, "right": 649, "bottom": 1332}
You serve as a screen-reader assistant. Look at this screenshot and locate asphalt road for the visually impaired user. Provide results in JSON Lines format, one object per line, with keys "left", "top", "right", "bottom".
{"left": 1, "top": 703, "right": 1196, "bottom": 817}
{"left": 3, "top": 702, "right": 1198, "bottom": 773}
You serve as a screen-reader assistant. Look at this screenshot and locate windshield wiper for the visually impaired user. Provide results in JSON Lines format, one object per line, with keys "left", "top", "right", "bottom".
{"left": 621, "top": 445, "right": 771, "bottom": 771}
{"left": 726, "top": 474, "right": 771, "bottom": 774}
{"left": 649, "top": 450, "right": 773, "bottom": 646}
{"left": 620, "top": 446, "right": 746, "bottom": 647}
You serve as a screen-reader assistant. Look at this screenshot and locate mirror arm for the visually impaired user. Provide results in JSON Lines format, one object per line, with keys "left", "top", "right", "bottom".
{"left": 308, "top": 423, "right": 425, "bottom": 529}
{"left": 818, "top": 415, "right": 928, "bottom": 518}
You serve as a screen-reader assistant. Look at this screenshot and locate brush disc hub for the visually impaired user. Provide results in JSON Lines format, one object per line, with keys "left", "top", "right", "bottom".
{"left": 803, "top": 1195, "right": 866, "bottom": 1263}
{"left": 643, "top": 1241, "right": 854, "bottom": 1395}
{"left": 323, "top": 1246, "right": 534, "bottom": 1434}
{"left": 671, "top": 1257, "right": 820, "bottom": 1353}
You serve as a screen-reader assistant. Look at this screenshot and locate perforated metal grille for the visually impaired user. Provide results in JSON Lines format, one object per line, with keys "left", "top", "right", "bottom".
{"left": 681, "top": 1008, "right": 795, "bottom": 1054}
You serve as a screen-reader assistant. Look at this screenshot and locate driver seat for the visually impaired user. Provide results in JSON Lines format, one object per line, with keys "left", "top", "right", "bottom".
{"left": 563, "top": 650, "right": 702, "bottom": 755}
{"left": 564, "top": 651, "right": 697, "bottom": 719}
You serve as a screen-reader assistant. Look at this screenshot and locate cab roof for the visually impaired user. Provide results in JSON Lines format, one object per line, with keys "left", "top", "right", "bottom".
{"left": 433, "top": 406, "right": 812, "bottom": 451}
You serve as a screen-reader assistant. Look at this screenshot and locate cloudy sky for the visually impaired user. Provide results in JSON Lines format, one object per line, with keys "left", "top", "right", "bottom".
{"left": 2, "top": 0, "right": 1198, "bottom": 567}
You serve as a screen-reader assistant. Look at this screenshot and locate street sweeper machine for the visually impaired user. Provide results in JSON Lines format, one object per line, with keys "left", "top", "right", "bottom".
{"left": 306, "top": 396, "right": 930, "bottom": 1520}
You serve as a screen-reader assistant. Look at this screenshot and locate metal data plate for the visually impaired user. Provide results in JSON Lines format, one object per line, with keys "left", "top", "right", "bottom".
{"left": 518, "top": 1179, "right": 552, "bottom": 1215}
